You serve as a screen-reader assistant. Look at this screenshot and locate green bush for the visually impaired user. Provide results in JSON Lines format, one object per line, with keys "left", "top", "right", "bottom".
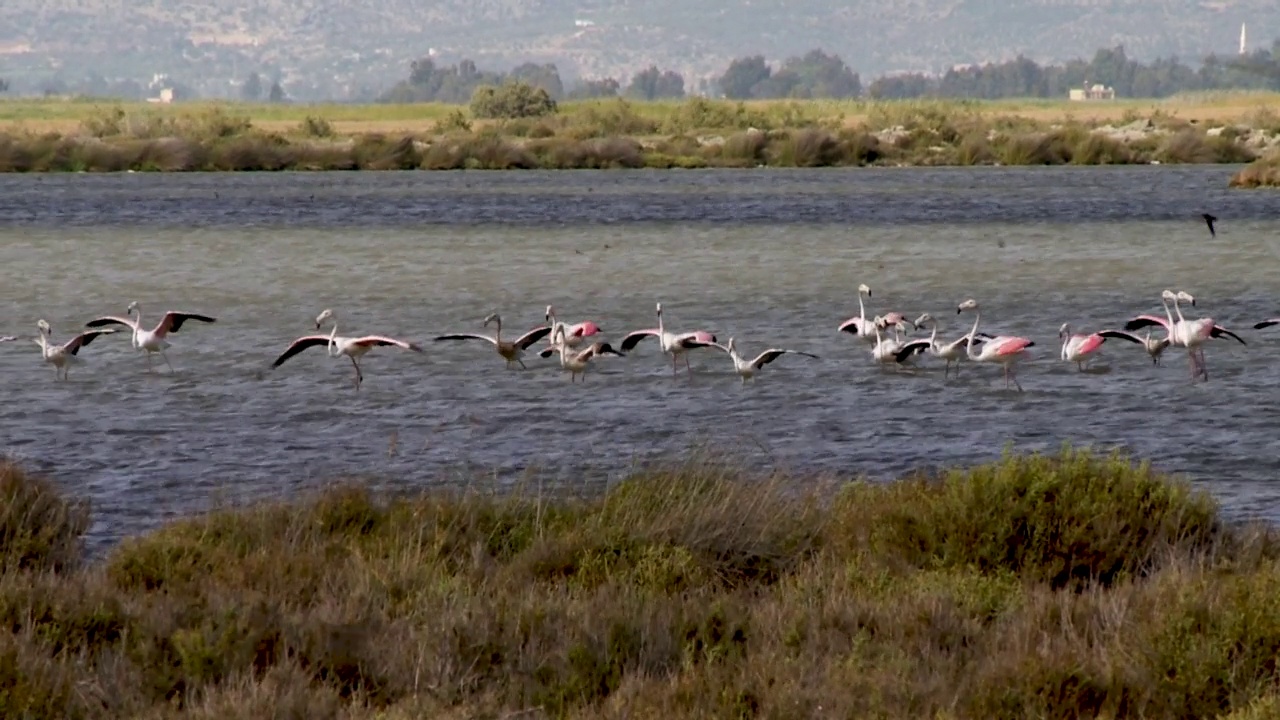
{"left": 469, "top": 81, "right": 558, "bottom": 120}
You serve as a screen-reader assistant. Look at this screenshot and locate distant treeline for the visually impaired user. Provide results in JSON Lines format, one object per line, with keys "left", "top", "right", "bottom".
{"left": 380, "top": 42, "right": 1280, "bottom": 105}
{"left": 867, "top": 44, "right": 1280, "bottom": 100}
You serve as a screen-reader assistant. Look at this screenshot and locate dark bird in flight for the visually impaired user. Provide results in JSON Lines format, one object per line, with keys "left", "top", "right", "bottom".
{"left": 1202, "top": 213, "right": 1218, "bottom": 237}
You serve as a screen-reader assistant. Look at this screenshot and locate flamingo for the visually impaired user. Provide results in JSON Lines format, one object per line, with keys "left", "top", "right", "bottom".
{"left": 544, "top": 305, "right": 602, "bottom": 349}
{"left": 1123, "top": 290, "right": 1243, "bottom": 381}
{"left": 271, "top": 309, "right": 423, "bottom": 390}
{"left": 84, "top": 301, "right": 216, "bottom": 372}
{"left": 1058, "top": 323, "right": 1108, "bottom": 371}
{"left": 1095, "top": 329, "right": 1171, "bottom": 365}
{"left": 838, "top": 284, "right": 915, "bottom": 343}
{"left": 618, "top": 302, "right": 717, "bottom": 376}
{"left": 872, "top": 319, "right": 928, "bottom": 368}
{"left": 684, "top": 336, "right": 819, "bottom": 384}
{"left": 912, "top": 313, "right": 994, "bottom": 377}
{"left": 19, "top": 320, "right": 117, "bottom": 380}
{"left": 956, "top": 299, "right": 1035, "bottom": 392}
{"left": 433, "top": 313, "right": 551, "bottom": 369}
{"left": 538, "top": 325, "right": 623, "bottom": 382}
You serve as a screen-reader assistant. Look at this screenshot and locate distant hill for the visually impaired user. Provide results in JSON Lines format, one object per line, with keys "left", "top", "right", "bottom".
{"left": 0, "top": 0, "right": 1276, "bottom": 101}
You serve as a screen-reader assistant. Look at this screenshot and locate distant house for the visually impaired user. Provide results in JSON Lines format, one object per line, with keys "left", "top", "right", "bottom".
{"left": 1069, "top": 82, "right": 1116, "bottom": 101}
{"left": 147, "top": 88, "right": 175, "bottom": 104}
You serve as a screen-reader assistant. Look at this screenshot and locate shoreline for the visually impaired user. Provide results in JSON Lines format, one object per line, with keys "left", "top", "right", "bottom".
{"left": 6, "top": 449, "right": 1280, "bottom": 717}
{"left": 0, "top": 95, "right": 1278, "bottom": 183}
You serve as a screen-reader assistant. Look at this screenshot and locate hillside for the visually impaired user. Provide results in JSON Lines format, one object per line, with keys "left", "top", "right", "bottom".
{"left": 0, "top": 0, "right": 1275, "bottom": 101}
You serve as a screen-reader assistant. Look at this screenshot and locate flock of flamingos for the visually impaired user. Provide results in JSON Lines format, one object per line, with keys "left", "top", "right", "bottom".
{"left": 0, "top": 285, "right": 1272, "bottom": 392}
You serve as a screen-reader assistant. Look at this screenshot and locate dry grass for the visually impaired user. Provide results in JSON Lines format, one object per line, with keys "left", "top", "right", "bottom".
{"left": 1231, "top": 151, "right": 1280, "bottom": 187}
{"left": 4, "top": 447, "right": 1280, "bottom": 719}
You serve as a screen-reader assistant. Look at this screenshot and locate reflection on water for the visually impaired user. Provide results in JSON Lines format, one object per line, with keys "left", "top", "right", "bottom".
{"left": 3, "top": 165, "right": 1280, "bottom": 552}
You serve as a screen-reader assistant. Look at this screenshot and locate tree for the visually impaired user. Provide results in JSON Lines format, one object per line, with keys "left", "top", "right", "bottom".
{"left": 0, "top": 78, "right": 8, "bottom": 93}
{"left": 268, "top": 81, "right": 286, "bottom": 103}
{"left": 242, "top": 72, "right": 263, "bottom": 101}
{"left": 625, "top": 65, "right": 684, "bottom": 100}
{"left": 508, "top": 62, "right": 564, "bottom": 99}
{"left": 470, "top": 81, "right": 557, "bottom": 119}
{"left": 719, "top": 55, "right": 771, "bottom": 99}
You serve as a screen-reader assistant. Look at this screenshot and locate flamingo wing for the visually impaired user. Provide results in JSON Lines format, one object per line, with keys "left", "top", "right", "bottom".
{"left": 1076, "top": 333, "right": 1106, "bottom": 355}
{"left": 1254, "top": 319, "right": 1280, "bottom": 330}
{"left": 271, "top": 336, "right": 332, "bottom": 368}
{"left": 64, "top": 328, "right": 116, "bottom": 355}
{"left": 992, "top": 337, "right": 1035, "bottom": 355}
{"left": 753, "top": 348, "right": 818, "bottom": 368}
{"left": 1210, "top": 325, "right": 1246, "bottom": 345}
{"left": 85, "top": 315, "right": 137, "bottom": 331}
{"left": 433, "top": 333, "right": 497, "bottom": 346}
{"left": 893, "top": 339, "right": 932, "bottom": 363}
{"left": 619, "top": 329, "right": 660, "bottom": 352}
{"left": 353, "top": 335, "right": 424, "bottom": 352}
{"left": 677, "top": 332, "right": 718, "bottom": 349}
{"left": 514, "top": 325, "right": 553, "bottom": 349}
{"left": 156, "top": 311, "right": 217, "bottom": 335}
{"left": 838, "top": 317, "right": 871, "bottom": 335}
{"left": 1097, "top": 330, "right": 1142, "bottom": 344}
{"left": 0, "top": 336, "right": 15, "bottom": 342}
{"left": 538, "top": 346, "right": 558, "bottom": 359}
{"left": 1123, "top": 315, "right": 1170, "bottom": 332}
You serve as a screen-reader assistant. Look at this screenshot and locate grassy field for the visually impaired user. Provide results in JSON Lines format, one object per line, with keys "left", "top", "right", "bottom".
{"left": 6, "top": 447, "right": 1280, "bottom": 718}
{"left": 2, "top": 90, "right": 1280, "bottom": 135}
{"left": 0, "top": 92, "right": 1276, "bottom": 173}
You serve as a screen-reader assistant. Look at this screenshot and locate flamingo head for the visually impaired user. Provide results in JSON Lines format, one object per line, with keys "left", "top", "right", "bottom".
{"left": 483, "top": 313, "right": 500, "bottom": 328}
{"left": 726, "top": 336, "right": 737, "bottom": 352}
{"left": 956, "top": 298, "right": 979, "bottom": 314}
{"left": 314, "top": 308, "right": 334, "bottom": 329}
{"left": 1161, "top": 289, "right": 1177, "bottom": 303}
{"left": 914, "top": 312, "right": 934, "bottom": 327}
{"left": 545, "top": 304, "right": 555, "bottom": 323}
{"left": 126, "top": 300, "right": 139, "bottom": 316}
{"left": 36, "top": 319, "right": 50, "bottom": 335}
{"left": 655, "top": 302, "right": 663, "bottom": 317}
{"left": 1058, "top": 322, "right": 1071, "bottom": 339}
{"left": 1177, "top": 291, "right": 1196, "bottom": 307}
{"left": 858, "top": 283, "right": 871, "bottom": 298}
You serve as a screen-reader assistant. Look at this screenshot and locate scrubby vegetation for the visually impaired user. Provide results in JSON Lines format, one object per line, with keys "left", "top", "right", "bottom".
{"left": 1231, "top": 150, "right": 1280, "bottom": 187}
{"left": 4, "top": 447, "right": 1280, "bottom": 718}
{"left": 0, "top": 96, "right": 1273, "bottom": 173}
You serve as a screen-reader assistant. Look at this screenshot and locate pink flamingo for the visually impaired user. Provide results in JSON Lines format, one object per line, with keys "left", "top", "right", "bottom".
{"left": 1058, "top": 323, "right": 1108, "bottom": 371}
{"left": 956, "top": 299, "right": 1035, "bottom": 391}
{"left": 1123, "top": 290, "right": 1243, "bottom": 381}
{"left": 619, "top": 302, "right": 717, "bottom": 376}
{"left": 272, "top": 309, "right": 423, "bottom": 390}
{"left": 1095, "top": 329, "right": 1171, "bottom": 365}
{"left": 544, "top": 305, "right": 602, "bottom": 349}
{"left": 838, "top": 284, "right": 914, "bottom": 343}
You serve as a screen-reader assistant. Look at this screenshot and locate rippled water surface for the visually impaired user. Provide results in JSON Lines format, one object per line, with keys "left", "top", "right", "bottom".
{"left": 4, "top": 166, "right": 1280, "bottom": 551}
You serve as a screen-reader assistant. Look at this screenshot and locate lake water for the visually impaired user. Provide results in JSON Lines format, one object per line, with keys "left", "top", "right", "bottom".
{"left": 3, "top": 165, "right": 1280, "bottom": 553}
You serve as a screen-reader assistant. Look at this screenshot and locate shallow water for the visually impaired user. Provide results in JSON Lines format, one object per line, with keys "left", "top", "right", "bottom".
{"left": 3, "top": 165, "right": 1280, "bottom": 552}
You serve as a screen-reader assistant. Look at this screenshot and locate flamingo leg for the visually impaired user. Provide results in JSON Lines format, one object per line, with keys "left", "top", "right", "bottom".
{"left": 145, "top": 352, "right": 153, "bottom": 373}
{"left": 350, "top": 356, "right": 363, "bottom": 390}
{"left": 684, "top": 354, "right": 692, "bottom": 372}
{"left": 160, "top": 350, "right": 174, "bottom": 373}
{"left": 671, "top": 353, "right": 679, "bottom": 377}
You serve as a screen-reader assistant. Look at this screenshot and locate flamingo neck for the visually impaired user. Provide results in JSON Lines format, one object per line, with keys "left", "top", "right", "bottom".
{"left": 858, "top": 294, "right": 866, "bottom": 323}
{"left": 327, "top": 322, "right": 339, "bottom": 355}
{"left": 928, "top": 322, "right": 938, "bottom": 348}
{"left": 966, "top": 310, "right": 981, "bottom": 359}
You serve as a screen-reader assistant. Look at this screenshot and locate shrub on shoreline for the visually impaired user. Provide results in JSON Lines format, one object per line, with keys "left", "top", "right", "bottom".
{"left": 0, "top": 100, "right": 1272, "bottom": 173}
{"left": 3, "top": 449, "right": 1280, "bottom": 718}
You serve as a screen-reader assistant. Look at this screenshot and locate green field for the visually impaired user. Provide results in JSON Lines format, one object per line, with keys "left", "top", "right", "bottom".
{"left": 2, "top": 91, "right": 1279, "bottom": 136}
{"left": 6, "top": 448, "right": 1280, "bottom": 718}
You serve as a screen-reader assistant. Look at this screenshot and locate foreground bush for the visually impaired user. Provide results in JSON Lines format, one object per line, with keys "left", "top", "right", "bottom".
{"left": 1231, "top": 151, "right": 1280, "bottom": 187}
{"left": 3, "top": 448, "right": 1280, "bottom": 718}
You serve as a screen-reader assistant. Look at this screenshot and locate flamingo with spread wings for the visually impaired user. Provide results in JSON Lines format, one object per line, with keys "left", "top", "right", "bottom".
{"left": 838, "top": 284, "right": 915, "bottom": 343}
{"left": 619, "top": 302, "right": 717, "bottom": 376}
{"left": 912, "top": 313, "right": 993, "bottom": 377}
{"left": 17, "top": 320, "right": 117, "bottom": 380}
{"left": 538, "top": 325, "right": 624, "bottom": 382}
{"left": 85, "top": 301, "right": 216, "bottom": 372}
{"left": 1095, "top": 329, "right": 1171, "bottom": 365}
{"left": 1123, "top": 290, "right": 1243, "bottom": 381}
{"left": 685, "top": 335, "right": 819, "bottom": 384}
{"left": 272, "top": 309, "right": 423, "bottom": 389}
{"left": 956, "top": 299, "right": 1035, "bottom": 391}
{"left": 434, "top": 313, "right": 551, "bottom": 369}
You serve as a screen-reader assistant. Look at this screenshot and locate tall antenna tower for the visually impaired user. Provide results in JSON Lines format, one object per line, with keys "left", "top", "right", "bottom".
{"left": 1240, "top": 22, "right": 1248, "bottom": 55}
